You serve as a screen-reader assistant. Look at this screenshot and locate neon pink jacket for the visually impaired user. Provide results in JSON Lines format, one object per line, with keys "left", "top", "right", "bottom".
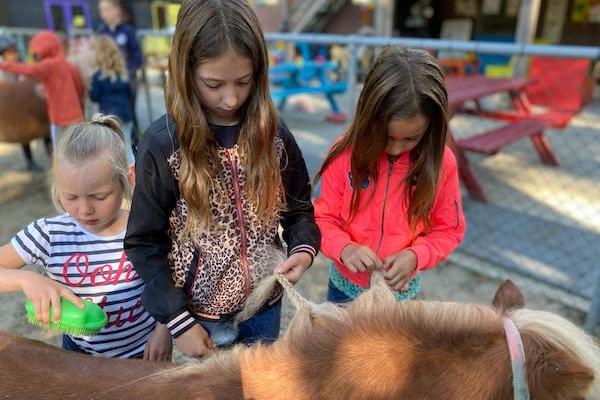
{"left": 315, "top": 146, "right": 466, "bottom": 288}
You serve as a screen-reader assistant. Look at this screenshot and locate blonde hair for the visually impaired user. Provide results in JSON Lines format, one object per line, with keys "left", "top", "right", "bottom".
{"left": 51, "top": 114, "right": 132, "bottom": 211}
{"left": 94, "top": 35, "right": 128, "bottom": 82}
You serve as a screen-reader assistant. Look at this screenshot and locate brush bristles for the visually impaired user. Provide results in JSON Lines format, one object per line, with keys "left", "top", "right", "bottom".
{"left": 26, "top": 314, "right": 101, "bottom": 337}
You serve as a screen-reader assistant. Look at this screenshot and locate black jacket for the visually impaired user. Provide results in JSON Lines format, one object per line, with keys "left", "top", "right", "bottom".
{"left": 124, "top": 114, "right": 320, "bottom": 337}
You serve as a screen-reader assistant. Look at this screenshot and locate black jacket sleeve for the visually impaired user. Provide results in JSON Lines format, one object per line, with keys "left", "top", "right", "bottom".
{"left": 124, "top": 125, "right": 196, "bottom": 337}
{"left": 278, "top": 121, "right": 321, "bottom": 263}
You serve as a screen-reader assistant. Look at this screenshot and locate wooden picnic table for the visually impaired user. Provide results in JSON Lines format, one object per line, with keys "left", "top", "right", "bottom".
{"left": 446, "top": 75, "right": 558, "bottom": 202}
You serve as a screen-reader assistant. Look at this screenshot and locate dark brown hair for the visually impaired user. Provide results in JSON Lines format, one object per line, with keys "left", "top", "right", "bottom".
{"left": 316, "top": 47, "right": 448, "bottom": 231}
{"left": 166, "top": 0, "right": 279, "bottom": 235}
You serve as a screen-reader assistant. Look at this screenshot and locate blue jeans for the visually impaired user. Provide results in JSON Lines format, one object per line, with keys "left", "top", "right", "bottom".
{"left": 198, "top": 299, "right": 282, "bottom": 347}
{"left": 62, "top": 335, "right": 88, "bottom": 354}
{"left": 327, "top": 279, "right": 353, "bottom": 304}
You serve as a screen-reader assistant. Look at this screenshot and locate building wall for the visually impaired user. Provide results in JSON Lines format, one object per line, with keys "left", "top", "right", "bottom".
{"left": 3, "top": 0, "right": 48, "bottom": 28}
{"left": 0, "top": 0, "right": 153, "bottom": 30}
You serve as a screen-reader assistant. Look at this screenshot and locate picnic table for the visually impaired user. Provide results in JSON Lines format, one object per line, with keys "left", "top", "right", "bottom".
{"left": 269, "top": 60, "right": 348, "bottom": 122}
{"left": 446, "top": 75, "right": 559, "bottom": 202}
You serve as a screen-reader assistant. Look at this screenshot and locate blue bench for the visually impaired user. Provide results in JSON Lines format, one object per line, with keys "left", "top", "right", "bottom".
{"left": 269, "top": 60, "right": 348, "bottom": 117}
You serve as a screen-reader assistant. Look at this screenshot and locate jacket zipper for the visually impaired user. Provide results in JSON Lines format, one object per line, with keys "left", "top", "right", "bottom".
{"left": 225, "top": 150, "right": 251, "bottom": 301}
{"left": 375, "top": 157, "right": 395, "bottom": 254}
{"left": 186, "top": 254, "right": 202, "bottom": 297}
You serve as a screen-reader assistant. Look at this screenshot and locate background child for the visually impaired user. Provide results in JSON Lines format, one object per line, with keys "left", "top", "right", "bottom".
{"left": 314, "top": 47, "right": 466, "bottom": 304}
{"left": 125, "top": 0, "right": 320, "bottom": 358}
{"left": 89, "top": 35, "right": 135, "bottom": 164}
{"left": 0, "top": 34, "right": 51, "bottom": 171}
{"left": 0, "top": 115, "right": 171, "bottom": 360}
{"left": 97, "top": 0, "right": 142, "bottom": 139}
{"left": 0, "top": 31, "right": 84, "bottom": 147}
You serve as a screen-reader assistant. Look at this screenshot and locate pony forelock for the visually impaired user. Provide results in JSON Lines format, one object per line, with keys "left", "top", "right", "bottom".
{"left": 510, "top": 308, "right": 600, "bottom": 397}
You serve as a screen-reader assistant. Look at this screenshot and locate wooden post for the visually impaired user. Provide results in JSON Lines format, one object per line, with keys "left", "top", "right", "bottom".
{"left": 514, "top": 0, "right": 542, "bottom": 78}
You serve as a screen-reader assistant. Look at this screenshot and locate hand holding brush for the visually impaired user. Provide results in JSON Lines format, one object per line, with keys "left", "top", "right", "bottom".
{"left": 17, "top": 269, "right": 84, "bottom": 324}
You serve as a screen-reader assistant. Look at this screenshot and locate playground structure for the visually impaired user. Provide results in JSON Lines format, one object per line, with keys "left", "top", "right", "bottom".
{"left": 268, "top": 42, "right": 348, "bottom": 123}
{"left": 43, "top": 0, "right": 92, "bottom": 32}
{"left": 141, "top": 1, "right": 179, "bottom": 64}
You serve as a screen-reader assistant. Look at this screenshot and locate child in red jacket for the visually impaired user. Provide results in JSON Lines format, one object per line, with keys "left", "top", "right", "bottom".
{"left": 314, "top": 47, "right": 466, "bottom": 303}
{"left": 0, "top": 31, "right": 84, "bottom": 146}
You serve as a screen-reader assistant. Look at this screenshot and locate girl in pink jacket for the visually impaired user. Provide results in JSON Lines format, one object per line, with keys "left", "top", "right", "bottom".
{"left": 314, "top": 47, "right": 466, "bottom": 303}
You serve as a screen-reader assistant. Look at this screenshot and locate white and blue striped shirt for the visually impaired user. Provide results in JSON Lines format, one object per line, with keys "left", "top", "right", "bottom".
{"left": 11, "top": 214, "right": 155, "bottom": 358}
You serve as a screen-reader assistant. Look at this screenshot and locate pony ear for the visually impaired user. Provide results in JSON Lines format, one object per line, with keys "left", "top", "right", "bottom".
{"left": 524, "top": 341, "right": 595, "bottom": 399}
{"left": 492, "top": 280, "right": 525, "bottom": 312}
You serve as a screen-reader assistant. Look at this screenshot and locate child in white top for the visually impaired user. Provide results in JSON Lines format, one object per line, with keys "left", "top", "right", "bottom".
{"left": 0, "top": 115, "right": 171, "bottom": 360}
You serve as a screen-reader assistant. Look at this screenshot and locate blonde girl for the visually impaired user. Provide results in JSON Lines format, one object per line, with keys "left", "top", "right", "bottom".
{"left": 315, "top": 47, "right": 466, "bottom": 303}
{"left": 89, "top": 36, "right": 135, "bottom": 164}
{"left": 0, "top": 115, "right": 171, "bottom": 360}
{"left": 125, "top": 0, "right": 320, "bottom": 357}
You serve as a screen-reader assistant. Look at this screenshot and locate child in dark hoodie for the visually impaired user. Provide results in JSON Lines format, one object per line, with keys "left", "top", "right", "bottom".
{"left": 0, "top": 31, "right": 84, "bottom": 146}
{"left": 89, "top": 35, "right": 135, "bottom": 165}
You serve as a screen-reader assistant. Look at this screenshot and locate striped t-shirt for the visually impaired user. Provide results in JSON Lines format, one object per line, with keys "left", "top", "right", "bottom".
{"left": 11, "top": 214, "right": 155, "bottom": 358}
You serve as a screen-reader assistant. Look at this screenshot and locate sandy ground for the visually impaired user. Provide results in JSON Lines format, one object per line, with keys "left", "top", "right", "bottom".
{"left": 0, "top": 137, "right": 592, "bottom": 358}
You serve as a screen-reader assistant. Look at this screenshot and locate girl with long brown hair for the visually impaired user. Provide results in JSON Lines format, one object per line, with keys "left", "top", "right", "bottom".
{"left": 315, "top": 47, "right": 465, "bottom": 304}
{"left": 125, "top": 0, "right": 319, "bottom": 358}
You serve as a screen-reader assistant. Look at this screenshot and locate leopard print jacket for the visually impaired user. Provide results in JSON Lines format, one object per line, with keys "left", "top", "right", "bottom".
{"left": 125, "top": 115, "right": 320, "bottom": 337}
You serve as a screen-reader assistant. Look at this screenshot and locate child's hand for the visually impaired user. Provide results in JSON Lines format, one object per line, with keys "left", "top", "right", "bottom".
{"left": 19, "top": 270, "right": 84, "bottom": 324}
{"left": 274, "top": 252, "right": 312, "bottom": 284}
{"left": 143, "top": 323, "right": 173, "bottom": 362}
{"left": 340, "top": 244, "right": 383, "bottom": 273}
{"left": 383, "top": 250, "right": 417, "bottom": 291}
{"left": 175, "top": 323, "right": 215, "bottom": 358}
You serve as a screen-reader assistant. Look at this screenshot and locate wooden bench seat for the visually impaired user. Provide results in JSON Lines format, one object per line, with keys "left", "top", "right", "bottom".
{"left": 455, "top": 118, "right": 559, "bottom": 166}
{"left": 456, "top": 118, "right": 545, "bottom": 155}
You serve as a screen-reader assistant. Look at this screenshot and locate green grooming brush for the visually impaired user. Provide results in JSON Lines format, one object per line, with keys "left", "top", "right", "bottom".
{"left": 25, "top": 298, "right": 108, "bottom": 336}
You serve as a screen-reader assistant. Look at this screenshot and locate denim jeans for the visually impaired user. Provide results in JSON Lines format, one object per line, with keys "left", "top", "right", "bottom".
{"left": 327, "top": 279, "right": 353, "bottom": 304}
{"left": 198, "top": 299, "right": 282, "bottom": 347}
{"left": 50, "top": 124, "right": 65, "bottom": 148}
{"left": 62, "top": 335, "right": 88, "bottom": 354}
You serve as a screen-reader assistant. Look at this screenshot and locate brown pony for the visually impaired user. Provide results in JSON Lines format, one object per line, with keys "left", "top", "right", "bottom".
{"left": 0, "top": 77, "right": 50, "bottom": 170}
{"left": 0, "top": 275, "right": 598, "bottom": 399}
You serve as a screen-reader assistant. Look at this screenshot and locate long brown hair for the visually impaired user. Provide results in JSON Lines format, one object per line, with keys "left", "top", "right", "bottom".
{"left": 316, "top": 47, "right": 448, "bottom": 231}
{"left": 166, "top": 0, "right": 279, "bottom": 235}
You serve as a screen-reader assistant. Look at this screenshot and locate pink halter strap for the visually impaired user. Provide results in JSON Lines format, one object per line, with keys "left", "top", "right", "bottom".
{"left": 503, "top": 316, "right": 530, "bottom": 400}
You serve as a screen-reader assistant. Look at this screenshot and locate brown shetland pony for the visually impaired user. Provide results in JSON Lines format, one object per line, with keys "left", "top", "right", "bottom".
{"left": 0, "top": 274, "right": 598, "bottom": 399}
{"left": 0, "top": 78, "right": 50, "bottom": 170}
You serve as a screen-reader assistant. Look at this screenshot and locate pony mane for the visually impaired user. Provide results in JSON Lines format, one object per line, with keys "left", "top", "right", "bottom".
{"left": 510, "top": 308, "right": 600, "bottom": 398}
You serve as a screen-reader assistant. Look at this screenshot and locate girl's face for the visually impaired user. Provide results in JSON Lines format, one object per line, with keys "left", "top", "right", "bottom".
{"left": 98, "top": 0, "right": 121, "bottom": 27}
{"left": 195, "top": 49, "right": 254, "bottom": 125}
{"left": 385, "top": 115, "right": 428, "bottom": 156}
{"left": 55, "top": 152, "right": 125, "bottom": 236}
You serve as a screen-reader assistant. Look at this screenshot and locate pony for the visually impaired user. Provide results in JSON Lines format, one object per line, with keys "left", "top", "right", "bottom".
{"left": 0, "top": 76, "right": 51, "bottom": 171}
{"left": 0, "top": 274, "right": 598, "bottom": 399}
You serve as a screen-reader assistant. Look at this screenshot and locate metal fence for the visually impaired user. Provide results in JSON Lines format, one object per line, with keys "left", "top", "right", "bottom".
{"left": 1, "top": 26, "right": 598, "bottom": 332}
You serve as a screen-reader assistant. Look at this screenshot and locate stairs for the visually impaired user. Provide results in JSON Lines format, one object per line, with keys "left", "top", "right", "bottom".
{"left": 289, "top": 0, "right": 348, "bottom": 33}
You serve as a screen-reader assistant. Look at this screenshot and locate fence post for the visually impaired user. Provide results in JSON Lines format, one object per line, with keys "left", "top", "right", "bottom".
{"left": 514, "top": 0, "right": 541, "bottom": 78}
{"left": 346, "top": 41, "right": 358, "bottom": 118}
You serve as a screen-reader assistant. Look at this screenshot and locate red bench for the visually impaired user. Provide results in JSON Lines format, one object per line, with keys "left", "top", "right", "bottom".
{"left": 525, "top": 57, "right": 593, "bottom": 128}
{"left": 456, "top": 118, "right": 558, "bottom": 165}
{"left": 453, "top": 118, "right": 559, "bottom": 202}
